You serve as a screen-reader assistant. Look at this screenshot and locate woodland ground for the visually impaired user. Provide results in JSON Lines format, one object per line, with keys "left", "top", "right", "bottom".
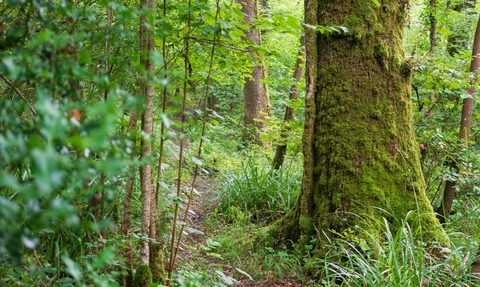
{"left": 176, "top": 176, "right": 306, "bottom": 286}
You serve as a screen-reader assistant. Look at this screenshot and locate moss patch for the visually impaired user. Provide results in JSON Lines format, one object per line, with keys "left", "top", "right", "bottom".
{"left": 133, "top": 265, "right": 152, "bottom": 287}
{"left": 150, "top": 243, "right": 166, "bottom": 284}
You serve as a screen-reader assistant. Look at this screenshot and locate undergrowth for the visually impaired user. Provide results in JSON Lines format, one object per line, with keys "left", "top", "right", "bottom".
{"left": 170, "top": 148, "right": 480, "bottom": 287}
{"left": 195, "top": 206, "right": 480, "bottom": 286}
{"left": 217, "top": 157, "right": 302, "bottom": 223}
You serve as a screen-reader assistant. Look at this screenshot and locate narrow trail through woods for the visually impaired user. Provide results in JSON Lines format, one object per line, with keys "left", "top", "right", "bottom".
{"left": 176, "top": 176, "right": 302, "bottom": 287}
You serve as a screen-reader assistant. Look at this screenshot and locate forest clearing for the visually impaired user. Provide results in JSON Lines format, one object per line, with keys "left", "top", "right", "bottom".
{"left": 1, "top": 0, "right": 480, "bottom": 286}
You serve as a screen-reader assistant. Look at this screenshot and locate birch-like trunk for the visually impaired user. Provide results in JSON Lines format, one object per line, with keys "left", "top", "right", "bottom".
{"left": 138, "top": 0, "right": 155, "bottom": 268}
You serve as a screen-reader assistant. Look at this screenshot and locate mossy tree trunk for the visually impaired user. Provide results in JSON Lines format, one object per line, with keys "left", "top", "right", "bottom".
{"left": 270, "top": 0, "right": 448, "bottom": 252}
{"left": 238, "top": 0, "right": 270, "bottom": 145}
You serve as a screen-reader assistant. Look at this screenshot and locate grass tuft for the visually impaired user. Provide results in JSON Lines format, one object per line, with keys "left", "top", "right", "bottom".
{"left": 217, "top": 157, "right": 302, "bottom": 223}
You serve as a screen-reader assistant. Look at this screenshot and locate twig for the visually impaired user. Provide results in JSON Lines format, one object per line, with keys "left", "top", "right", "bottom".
{"left": 33, "top": 250, "right": 44, "bottom": 268}
{"left": 0, "top": 73, "right": 36, "bottom": 115}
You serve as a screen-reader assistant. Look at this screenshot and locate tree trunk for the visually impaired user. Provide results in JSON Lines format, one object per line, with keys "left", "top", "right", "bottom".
{"left": 429, "top": 0, "right": 436, "bottom": 53}
{"left": 137, "top": 0, "right": 155, "bottom": 283}
{"left": 272, "top": 36, "right": 305, "bottom": 170}
{"left": 238, "top": 0, "right": 270, "bottom": 145}
{"left": 123, "top": 110, "right": 138, "bottom": 286}
{"left": 270, "top": 0, "right": 448, "bottom": 252}
{"left": 438, "top": 15, "right": 480, "bottom": 223}
{"left": 148, "top": 0, "right": 168, "bottom": 284}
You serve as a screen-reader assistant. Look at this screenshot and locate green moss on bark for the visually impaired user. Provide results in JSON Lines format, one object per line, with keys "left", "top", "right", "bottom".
{"left": 133, "top": 265, "right": 152, "bottom": 287}
{"left": 150, "top": 243, "right": 166, "bottom": 284}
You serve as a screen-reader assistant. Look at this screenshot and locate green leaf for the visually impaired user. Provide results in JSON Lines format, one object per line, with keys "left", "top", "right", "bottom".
{"left": 226, "top": 116, "right": 238, "bottom": 125}
{"left": 186, "top": 226, "right": 204, "bottom": 235}
{"left": 235, "top": 268, "right": 253, "bottom": 280}
{"left": 150, "top": 50, "right": 164, "bottom": 66}
{"left": 2, "top": 57, "right": 21, "bottom": 80}
{"left": 161, "top": 113, "right": 172, "bottom": 128}
{"left": 233, "top": 7, "right": 244, "bottom": 19}
{"left": 169, "top": 194, "right": 182, "bottom": 205}
{"left": 215, "top": 270, "right": 237, "bottom": 285}
{"left": 62, "top": 253, "right": 83, "bottom": 281}
{"left": 0, "top": 197, "right": 19, "bottom": 220}
{"left": 372, "top": 0, "right": 380, "bottom": 7}
{"left": 207, "top": 252, "right": 223, "bottom": 259}
{"left": 206, "top": 238, "right": 221, "bottom": 249}
{"left": 156, "top": 22, "right": 174, "bottom": 38}
{"left": 286, "top": 15, "right": 301, "bottom": 31}
{"left": 30, "top": 147, "right": 61, "bottom": 195}
{"left": 0, "top": 172, "right": 20, "bottom": 190}
{"left": 93, "top": 246, "right": 116, "bottom": 269}
{"left": 192, "top": 156, "right": 203, "bottom": 166}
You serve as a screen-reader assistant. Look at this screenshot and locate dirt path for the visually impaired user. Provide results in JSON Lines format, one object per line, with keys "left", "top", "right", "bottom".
{"left": 174, "top": 176, "right": 305, "bottom": 287}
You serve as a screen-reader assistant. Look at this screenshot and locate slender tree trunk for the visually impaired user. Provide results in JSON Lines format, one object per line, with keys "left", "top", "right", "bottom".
{"left": 272, "top": 36, "right": 305, "bottom": 170}
{"left": 438, "top": 16, "right": 480, "bottom": 223}
{"left": 429, "top": 0, "right": 436, "bottom": 53}
{"left": 238, "top": 0, "right": 270, "bottom": 145}
{"left": 0, "top": 16, "right": 3, "bottom": 36}
{"left": 123, "top": 111, "right": 139, "bottom": 286}
{"left": 136, "top": 0, "right": 155, "bottom": 284}
{"left": 104, "top": 4, "right": 112, "bottom": 101}
{"left": 270, "top": 0, "right": 448, "bottom": 254}
{"left": 148, "top": 0, "right": 168, "bottom": 284}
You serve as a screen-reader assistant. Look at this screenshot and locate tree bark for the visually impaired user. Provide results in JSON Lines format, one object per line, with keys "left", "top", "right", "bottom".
{"left": 238, "top": 0, "right": 270, "bottom": 145}
{"left": 123, "top": 110, "right": 138, "bottom": 286}
{"left": 149, "top": 0, "right": 168, "bottom": 284}
{"left": 272, "top": 36, "right": 305, "bottom": 170}
{"left": 138, "top": 0, "right": 155, "bottom": 276}
{"left": 270, "top": 0, "right": 448, "bottom": 252}
{"left": 429, "top": 0, "right": 436, "bottom": 53}
{"left": 438, "top": 15, "right": 480, "bottom": 223}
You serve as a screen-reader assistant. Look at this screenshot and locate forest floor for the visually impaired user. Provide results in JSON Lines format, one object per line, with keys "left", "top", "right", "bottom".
{"left": 176, "top": 176, "right": 305, "bottom": 287}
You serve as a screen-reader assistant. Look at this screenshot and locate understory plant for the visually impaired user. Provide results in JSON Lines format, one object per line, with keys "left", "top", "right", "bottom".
{"left": 313, "top": 212, "right": 479, "bottom": 287}
{"left": 218, "top": 157, "right": 302, "bottom": 222}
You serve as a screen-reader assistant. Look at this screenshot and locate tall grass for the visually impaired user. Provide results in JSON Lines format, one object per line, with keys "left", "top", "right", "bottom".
{"left": 218, "top": 158, "right": 302, "bottom": 223}
{"left": 314, "top": 213, "right": 479, "bottom": 287}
